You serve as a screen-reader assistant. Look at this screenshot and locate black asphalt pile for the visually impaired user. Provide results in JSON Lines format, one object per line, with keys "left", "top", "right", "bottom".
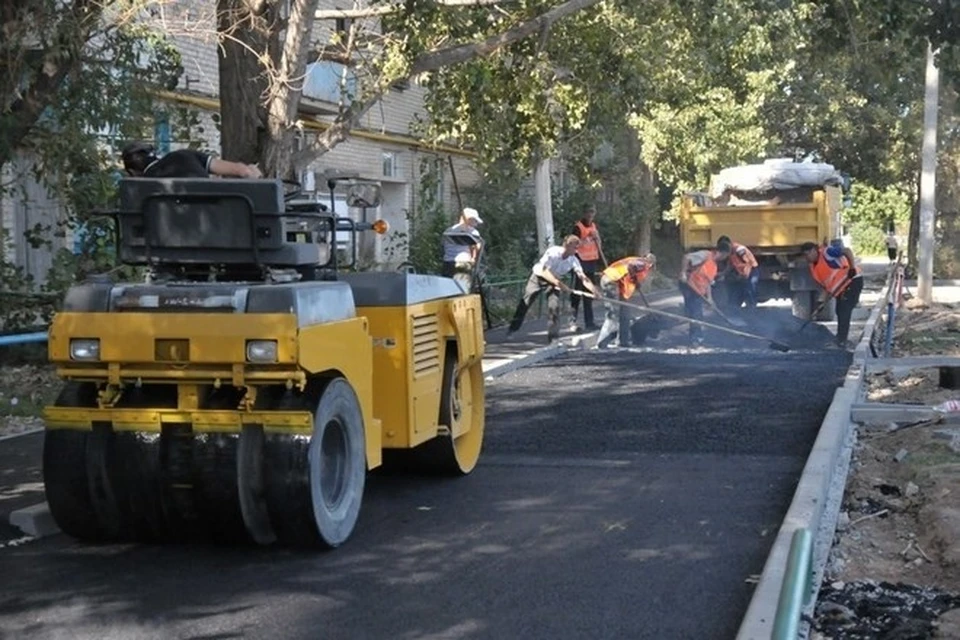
{"left": 627, "top": 306, "right": 838, "bottom": 351}
{"left": 813, "top": 580, "right": 960, "bottom": 639}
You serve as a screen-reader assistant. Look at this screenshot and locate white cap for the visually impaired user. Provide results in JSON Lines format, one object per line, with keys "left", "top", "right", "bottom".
{"left": 462, "top": 207, "right": 483, "bottom": 224}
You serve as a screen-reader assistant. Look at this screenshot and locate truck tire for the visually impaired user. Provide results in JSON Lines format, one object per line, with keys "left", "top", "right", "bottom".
{"left": 791, "top": 290, "right": 814, "bottom": 319}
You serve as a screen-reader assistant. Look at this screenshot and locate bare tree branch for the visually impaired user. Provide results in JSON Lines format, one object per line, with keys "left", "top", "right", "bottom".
{"left": 315, "top": 0, "right": 508, "bottom": 20}
{"left": 409, "top": 0, "right": 599, "bottom": 75}
{"left": 2, "top": 0, "right": 104, "bottom": 167}
{"left": 300, "top": 0, "right": 600, "bottom": 163}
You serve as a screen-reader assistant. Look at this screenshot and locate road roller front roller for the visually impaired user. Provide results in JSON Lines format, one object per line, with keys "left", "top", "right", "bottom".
{"left": 42, "top": 176, "right": 486, "bottom": 548}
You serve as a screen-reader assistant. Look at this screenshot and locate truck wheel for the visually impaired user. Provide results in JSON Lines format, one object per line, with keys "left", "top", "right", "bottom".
{"left": 791, "top": 291, "right": 814, "bottom": 319}
{"left": 43, "top": 383, "right": 104, "bottom": 541}
{"left": 414, "top": 351, "right": 486, "bottom": 475}
{"left": 307, "top": 378, "right": 366, "bottom": 547}
{"left": 264, "top": 378, "right": 366, "bottom": 548}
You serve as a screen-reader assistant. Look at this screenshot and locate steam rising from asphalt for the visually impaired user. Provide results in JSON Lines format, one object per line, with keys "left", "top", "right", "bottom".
{"left": 626, "top": 304, "right": 838, "bottom": 352}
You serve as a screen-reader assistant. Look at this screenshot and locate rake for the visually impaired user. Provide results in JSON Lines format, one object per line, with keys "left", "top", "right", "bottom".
{"left": 572, "top": 290, "right": 792, "bottom": 352}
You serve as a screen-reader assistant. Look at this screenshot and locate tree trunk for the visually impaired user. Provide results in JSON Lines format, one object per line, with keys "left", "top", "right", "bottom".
{"left": 216, "top": 0, "right": 278, "bottom": 165}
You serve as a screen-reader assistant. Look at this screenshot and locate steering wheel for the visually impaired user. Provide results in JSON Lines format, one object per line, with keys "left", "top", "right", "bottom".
{"left": 282, "top": 179, "right": 302, "bottom": 201}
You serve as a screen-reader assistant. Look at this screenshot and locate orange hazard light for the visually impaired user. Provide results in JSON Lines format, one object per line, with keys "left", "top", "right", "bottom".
{"left": 372, "top": 219, "right": 390, "bottom": 235}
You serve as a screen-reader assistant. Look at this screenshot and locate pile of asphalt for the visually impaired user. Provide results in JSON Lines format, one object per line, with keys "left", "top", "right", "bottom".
{"left": 813, "top": 580, "right": 960, "bottom": 639}
{"left": 628, "top": 307, "right": 840, "bottom": 351}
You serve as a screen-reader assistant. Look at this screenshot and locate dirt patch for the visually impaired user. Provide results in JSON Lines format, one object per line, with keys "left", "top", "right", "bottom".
{"left": 0, "top": 363, "right": 61, "bottom": 438}
{"left": 813, "top": 296, "right": 960, "bottom": 638}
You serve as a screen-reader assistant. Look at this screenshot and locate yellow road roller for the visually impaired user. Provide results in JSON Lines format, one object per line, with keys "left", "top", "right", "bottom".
{"left": 42, "top": 176, "right": 485, "bottom": 548}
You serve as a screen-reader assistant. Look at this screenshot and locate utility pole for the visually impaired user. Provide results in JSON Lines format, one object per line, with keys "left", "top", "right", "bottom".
{"left": 534, "top": 157, "right": 555, "bottom": 251}
{"left": 918, "top": 41, "right": 939, "bottom": 304}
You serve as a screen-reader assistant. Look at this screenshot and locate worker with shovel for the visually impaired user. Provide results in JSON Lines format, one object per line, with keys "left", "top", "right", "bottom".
{"left": 569, "top": 205, "right": 605, "bottom": 331}
{"left": 508, "top": 235, "right": 600, "bottom": 343}
{"left": 715, "top": 236, "right": 759, "bottom": 311}
{"left": 596, "top": 254, "right": 657, "bottom": 349}
{"left": 679, "top": 249, "right": 720, "bottom": 345}
{"left": 800, "top": 241, "right": 863, "bottom": 349}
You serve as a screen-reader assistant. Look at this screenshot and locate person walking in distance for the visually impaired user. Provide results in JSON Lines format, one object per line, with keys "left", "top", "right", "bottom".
{"left": 596, "top": 254, "right": 657, "bottom": 349}
{"left": 508, "top": 235, "right": 599, "bottom": 343}
{"left": 678, "top": 249, "right": 719, "bottom": 346}
{"left": 801, "top": 241, "right": 864, "bottom": 349}
{"left": 885, "top": 231, "right": 899, "bottom": 264}
{"left": 569, "top": 206, "right": 603, "bottom": 331}
{"left": 715, "top": 235, "right": 759, "bottom": 311}
{"left": 441, "top": 207, "right": 484, "bottom": 292}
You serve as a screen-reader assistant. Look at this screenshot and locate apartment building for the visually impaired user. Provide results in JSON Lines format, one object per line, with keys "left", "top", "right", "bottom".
{"left": 1, "top": 0, "right": 482, "bottom": 284}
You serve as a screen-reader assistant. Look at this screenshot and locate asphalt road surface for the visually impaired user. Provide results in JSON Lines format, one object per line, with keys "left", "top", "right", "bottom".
{"left": 0, "top": 314, "right": 851, "bottom": 640}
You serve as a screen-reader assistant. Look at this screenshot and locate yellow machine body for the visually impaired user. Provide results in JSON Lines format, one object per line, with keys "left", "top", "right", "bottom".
{"left": 362, "top": 295, "right": 484, "bottom": 451}
{"left": 40, "top": 177, "right": 486, "bottom": 549}
{"left": 45, "top": 312, "right": 382, "bottom": 465}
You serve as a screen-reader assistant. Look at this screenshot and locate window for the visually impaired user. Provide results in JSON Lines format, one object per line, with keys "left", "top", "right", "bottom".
{"left": 153, "top": 116, "right": 171, "bottom": 154}
{"left": 335, "top": 16, "right": 353, "bottom": 36}
{"left": 382, "top": 152, "right": 397, "bottom": 178}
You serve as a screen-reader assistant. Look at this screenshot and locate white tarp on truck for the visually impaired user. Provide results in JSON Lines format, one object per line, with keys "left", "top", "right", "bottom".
{"left": 709, "top": 159, "right": 842, "bottom": 197}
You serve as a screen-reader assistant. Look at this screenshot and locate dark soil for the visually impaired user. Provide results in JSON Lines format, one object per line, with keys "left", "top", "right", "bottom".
{"left": 814, "top": 580, "right": 960, "bottom": 639}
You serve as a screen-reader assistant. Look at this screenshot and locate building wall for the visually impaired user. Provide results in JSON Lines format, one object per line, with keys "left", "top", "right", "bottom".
{"left": 0, "top": 0, "right": 486, "bottom": 282}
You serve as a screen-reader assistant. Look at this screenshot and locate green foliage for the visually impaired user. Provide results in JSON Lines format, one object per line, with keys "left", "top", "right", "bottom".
{"left": 404, "top": 158, "right": 451, "bottom": 274}
{"left": 0, "top": 1, "right": 184, "bottom": 329}
{"left": 842, "top": 182, "right": 912, "bottom": 254}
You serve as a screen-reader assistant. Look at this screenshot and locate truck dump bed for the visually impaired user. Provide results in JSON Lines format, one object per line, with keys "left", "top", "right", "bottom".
{"left": 680, "top": 189, "right": 840, "bottom": 252}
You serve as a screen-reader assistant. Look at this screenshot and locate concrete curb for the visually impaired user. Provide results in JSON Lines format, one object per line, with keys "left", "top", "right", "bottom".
{"left": 0, "top": 426, "right": 43, "bottom": 443}
{"left": 482, "top": 331, "right": 598, "bottom": 380}
{"left": 9, "top": 502, "right": 59, "bottom": 538}
{"left": 736, "top": 283, "right": 887, "bottom": 639}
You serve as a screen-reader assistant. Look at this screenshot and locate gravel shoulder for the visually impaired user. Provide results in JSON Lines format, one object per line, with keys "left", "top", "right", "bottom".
{"left": 814, "top": 294, "right": 960, "bottom": 639}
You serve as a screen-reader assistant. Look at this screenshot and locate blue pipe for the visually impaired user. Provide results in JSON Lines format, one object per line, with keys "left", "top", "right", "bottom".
{"left": 0, "top": 332, "right": 49, "bottom": 347}
{"left": 884, "top": 301, "right": 895, "bottom": 358}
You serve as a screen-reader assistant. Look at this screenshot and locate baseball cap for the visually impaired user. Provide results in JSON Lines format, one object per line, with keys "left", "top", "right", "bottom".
{"left": 463, "top": 207, "right": 483, "bottom": 224}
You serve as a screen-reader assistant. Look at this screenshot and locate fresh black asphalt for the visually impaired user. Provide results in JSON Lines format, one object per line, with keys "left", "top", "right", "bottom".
{"left": 0, "top": 328, "right": 851, "bottom": 640}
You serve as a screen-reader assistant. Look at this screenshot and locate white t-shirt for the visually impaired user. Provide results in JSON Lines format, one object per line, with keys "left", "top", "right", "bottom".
{"left": 442, "top": 223, "right": 482, "bottom": 264}
{"left": 533, "top": 246, "right": 584, "bottom": 279}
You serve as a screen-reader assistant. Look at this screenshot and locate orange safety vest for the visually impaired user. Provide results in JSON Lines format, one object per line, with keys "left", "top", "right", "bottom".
{"left": 728, "top": 242, "right": 758, "bottom": 278}
{"left": 687, "top": 253, "right": 718, "bottom": 297}
{"left": 809, "top": 247, "right": 854, "bottom": 298}
{"left": 603, "top": 257, "right": 652, "bottom": 300}
{"left": 574, "top": 220, "right": 600, "bottom": 262}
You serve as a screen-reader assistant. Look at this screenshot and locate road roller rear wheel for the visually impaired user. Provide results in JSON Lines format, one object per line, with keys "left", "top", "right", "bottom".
{"left": 264, "top": 377, "right": 366, "bottom": 548}
{"left": 410, "top": 351, "right": 486, "bottom": 475}
{"left": 43, "top": 383, "right": 105, "bottom": 542}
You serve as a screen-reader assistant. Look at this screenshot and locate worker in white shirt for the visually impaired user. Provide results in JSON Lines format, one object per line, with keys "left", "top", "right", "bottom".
{"left": 508, "top": 235, "right": 600, "bottom": 342}
{"left": 441, "top": 207, "right": 484, "bottom": 292}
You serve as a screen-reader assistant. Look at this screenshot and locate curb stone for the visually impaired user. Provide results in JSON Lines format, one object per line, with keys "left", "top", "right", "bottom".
{"left": 9, "top": 502, "right": 59, "bottom": 539}
{"left": 736, "top": 277, "right": 887, "bottom": 639}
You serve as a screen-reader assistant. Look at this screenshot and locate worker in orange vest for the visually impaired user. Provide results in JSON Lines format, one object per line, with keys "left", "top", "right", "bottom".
{"left": 801, "top": 241, "right": 863, "bottom": 349}
{"left": 715, "top": 235, "right": 759, "bottom": 310}
{"left": 596, "top": 254, "right": 657, "bottom": 349}
{"left": 569, "top": 205, "right": 603, "bottom": 331}
{"left": 679, "top": 249, "right": 719, "bottom": 345}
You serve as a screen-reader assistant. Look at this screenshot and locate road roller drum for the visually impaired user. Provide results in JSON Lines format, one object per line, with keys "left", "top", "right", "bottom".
{"left": 42, "top": 177, "right": 486, "bottom": 548}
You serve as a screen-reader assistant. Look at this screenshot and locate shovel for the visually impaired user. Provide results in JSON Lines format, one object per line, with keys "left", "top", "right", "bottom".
{"left": 697, "top": 290, "right": 748, "bottom": 328}
{"left": 573, "top": 290, "right": 791, "bottom": 352}
{"left": 790, "top": 297, "right": 829, "bottom": 337}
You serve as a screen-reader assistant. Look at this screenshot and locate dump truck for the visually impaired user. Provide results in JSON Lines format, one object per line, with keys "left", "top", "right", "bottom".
{"left": 679, "top": 160, "right": 848, "bottom": 319}
{"left": 42, "top": 176, "right": 485, "bottom": 549}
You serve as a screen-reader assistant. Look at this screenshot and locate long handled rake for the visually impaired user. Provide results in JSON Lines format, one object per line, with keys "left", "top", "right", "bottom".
{"left": 572, "top": 290, "right": 791, "bottom": 352}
